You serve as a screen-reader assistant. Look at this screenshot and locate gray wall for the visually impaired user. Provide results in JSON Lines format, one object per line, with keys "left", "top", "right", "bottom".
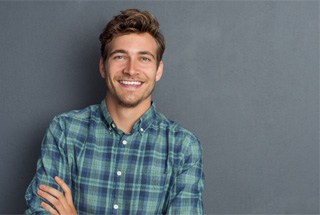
{"left": 0, "top": 1, "right": 318, "bottom": 214}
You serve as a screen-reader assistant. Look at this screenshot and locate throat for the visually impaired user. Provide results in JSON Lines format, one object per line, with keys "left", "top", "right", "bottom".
{"left": 105, "top": 98, "right": 151, "bottom": 134}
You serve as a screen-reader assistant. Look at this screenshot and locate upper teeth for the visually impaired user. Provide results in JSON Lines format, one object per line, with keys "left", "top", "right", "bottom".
{"left": 120, "top": 80, "right": 142, "bottom": 85}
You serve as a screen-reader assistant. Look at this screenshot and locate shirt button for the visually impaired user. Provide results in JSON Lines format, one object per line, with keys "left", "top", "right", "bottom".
{"left": 122, "top": 140, "right": 127, "bottom": 145}
{"left": 140, "top": 128, "right": 144, "bottom": 132}
{"left": 113, "top": 204, "right": 119, "bottom": 209}
{"left": 111, "top": 123, "right": 116, "bottom": 128}
{"left": 117, "top": 171, "right": 122, "bottom": 176}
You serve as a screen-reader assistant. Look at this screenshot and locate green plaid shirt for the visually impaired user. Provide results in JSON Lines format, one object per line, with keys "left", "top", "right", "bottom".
{"left": 25, "top": 100, "right": 204, "bottom": 214}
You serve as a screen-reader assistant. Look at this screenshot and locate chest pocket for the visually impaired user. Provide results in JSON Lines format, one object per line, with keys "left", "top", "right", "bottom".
{"left": 124, "top": 162, "right": 171, "bottom": 194}
{"left": 141, "top": 167, "right": 169, "bottom": 190}
{"left": 136, "top": 166, "right": 172, "bottom": 214}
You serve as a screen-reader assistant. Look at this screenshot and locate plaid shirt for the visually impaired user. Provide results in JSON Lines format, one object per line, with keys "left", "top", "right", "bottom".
{"left": 25, "top": 100, "right": 204, "bottom": 215}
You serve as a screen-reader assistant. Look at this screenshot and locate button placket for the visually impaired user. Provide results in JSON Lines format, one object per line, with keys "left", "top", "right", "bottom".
{"left": 111, "top": 134, "right": 124, "bottom": 212}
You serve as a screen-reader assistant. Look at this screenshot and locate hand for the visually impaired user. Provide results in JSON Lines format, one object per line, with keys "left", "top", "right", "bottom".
{"left": 37, "top": 176, "right": 77, "bottom": 215}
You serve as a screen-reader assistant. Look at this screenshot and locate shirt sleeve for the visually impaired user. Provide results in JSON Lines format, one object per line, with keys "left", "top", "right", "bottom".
{"left": 25, "top": 116, "right": 72, "bottom": 215}
{"left": 166, "top": 135, "right": 205, "bottom": 215}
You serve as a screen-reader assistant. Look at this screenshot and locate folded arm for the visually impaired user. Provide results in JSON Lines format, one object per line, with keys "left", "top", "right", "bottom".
{"left": 37, "top": 176, "right": 77, "bottom": 215}
{"left": 25, "top": 117, "right": 75, "bottom": 214}
{"left": 166, "top": 135, "right": 205, "bottom": 215}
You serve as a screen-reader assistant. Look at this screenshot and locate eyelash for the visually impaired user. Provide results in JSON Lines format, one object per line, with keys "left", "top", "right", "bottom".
{"left": 113, "top": 56, "right": 125, "bottom": 60}
{"left": 141, "top": 57, "right": 151, "bottom": 62}
{"left": 112, "top": 56, "right": 151, "bottom": 62}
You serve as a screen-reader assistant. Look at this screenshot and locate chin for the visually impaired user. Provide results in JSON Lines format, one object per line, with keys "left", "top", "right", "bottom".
{"left": 118, "top": 96, "right": 152, "bottom": 108}
{"left": 116, "top": 96, "right": 140, "bottom": 107}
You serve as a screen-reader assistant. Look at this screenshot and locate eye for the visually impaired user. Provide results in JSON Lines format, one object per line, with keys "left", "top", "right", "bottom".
{"left": 140, "top": 57, "right": 151, "bottom": 62}
{"left": 113, "top": 55, "right": 126, "bottom": 60}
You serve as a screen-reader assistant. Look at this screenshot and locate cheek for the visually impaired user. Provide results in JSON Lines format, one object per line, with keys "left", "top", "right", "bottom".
{"left": 105, "top": 73, "right": 114, "bottom": 84}
{"left": 108, "top": 64, "right": 125, "bottom": 76}
{"left": 104, "top": 65, "right": 116, "bottom": 78}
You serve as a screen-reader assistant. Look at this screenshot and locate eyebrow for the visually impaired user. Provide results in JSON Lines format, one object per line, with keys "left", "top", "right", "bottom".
{"left": 109, "top": 49, "right": 156, "bottom": 60}
{"left": 109, "top": 49, "right": 127, "bottom": 57}
{"left": 138, "top": 51, "right": 156, "bottom": 60}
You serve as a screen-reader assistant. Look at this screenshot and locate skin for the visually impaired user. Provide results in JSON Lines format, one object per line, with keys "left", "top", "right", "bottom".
{"left": 99, "top": 32, "right": 163, "bottom": 133}
{"left": 38, "top": 32, "right": 163, "bottom": 214}
{"left": 37, "top": 177, "right": 77, "bottom": 215}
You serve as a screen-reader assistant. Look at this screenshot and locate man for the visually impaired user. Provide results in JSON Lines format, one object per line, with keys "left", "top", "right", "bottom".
{"left": 25, "top": 9, "right": 204, "bottom": 214}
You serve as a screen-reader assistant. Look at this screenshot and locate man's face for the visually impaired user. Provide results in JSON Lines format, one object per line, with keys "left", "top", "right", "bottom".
{"left": 99, "top": 33, "right": 163, "bottom": 108}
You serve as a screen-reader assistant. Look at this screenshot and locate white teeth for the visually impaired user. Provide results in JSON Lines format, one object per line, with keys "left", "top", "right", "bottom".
{"left": 120, "top": 80, "right": 142, "bottom": 86}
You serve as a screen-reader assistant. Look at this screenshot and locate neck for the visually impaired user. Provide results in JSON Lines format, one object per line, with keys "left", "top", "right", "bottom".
{"left": 105, "top": 97, "right": 151, "bottom": 134}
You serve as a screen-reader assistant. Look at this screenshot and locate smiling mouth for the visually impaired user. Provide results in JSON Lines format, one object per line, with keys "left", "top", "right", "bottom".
{"left": 119, "top": 80, "right": 143, "bottom": 86}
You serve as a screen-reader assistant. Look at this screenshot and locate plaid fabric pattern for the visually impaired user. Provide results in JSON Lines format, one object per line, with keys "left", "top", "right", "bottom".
{"left": 25, "top": 100, "right": 204, "bottom": 215}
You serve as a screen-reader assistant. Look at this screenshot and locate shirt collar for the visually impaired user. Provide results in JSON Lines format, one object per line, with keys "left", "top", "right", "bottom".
{"left": 100, "top": 99, "right": 157, "bottom": 135}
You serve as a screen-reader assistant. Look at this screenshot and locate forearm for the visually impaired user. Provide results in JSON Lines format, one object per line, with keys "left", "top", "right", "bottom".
{"left": 166, "top": 160, "right": 204, "bottom": 215}
{"left": 25, "top": 118, "right": 72, "bottom": 214}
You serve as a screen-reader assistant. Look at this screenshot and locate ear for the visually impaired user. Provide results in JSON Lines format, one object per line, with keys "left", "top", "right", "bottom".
{"left": 155, "top": 61, "right": 164, "bottom": 82}
{"left": 99, "top": 57, "right": 106, "bottom": 79}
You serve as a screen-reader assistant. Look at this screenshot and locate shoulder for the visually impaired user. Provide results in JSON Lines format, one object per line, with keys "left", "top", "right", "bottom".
{"left": 153, "top": 110, "right": 203, "bottom": 173}
{"left": 155, "top": 110, "right": 199, "bottom": 139}
{"left": 153, "top": 110, "right": 202, "bottom": 153}
{"left": 45, "top": 104, "right": 102, "bottom": 140}
{"left": 50, "top": 104, "right": 101, "bottom": 127}
{"left": 57, "top": 104, "right": 100, "bottom": 121}
{"left": 43, "top": 103, "right": 102, "bottom": 149}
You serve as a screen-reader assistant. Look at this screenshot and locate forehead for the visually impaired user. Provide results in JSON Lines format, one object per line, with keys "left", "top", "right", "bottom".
{"left": 109, "top": 33, "right": 158, "bottom": 54}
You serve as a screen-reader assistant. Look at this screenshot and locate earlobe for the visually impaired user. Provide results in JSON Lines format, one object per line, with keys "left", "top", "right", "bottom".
{"left": 156, "top": 61, "right": 164, "bottom": 82}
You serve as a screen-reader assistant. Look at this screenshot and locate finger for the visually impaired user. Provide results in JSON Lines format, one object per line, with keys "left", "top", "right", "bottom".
{"left": 41, "top": 201, "right": 59, "bottom": 215}
{"left": 54, "top": 176, "right": 73, "bottom": 205}
{"left": 37, "top": 188, "right": 65, "bottom": 213}
{"left": 38, "top": 185, "right": 69, "bottom": 211}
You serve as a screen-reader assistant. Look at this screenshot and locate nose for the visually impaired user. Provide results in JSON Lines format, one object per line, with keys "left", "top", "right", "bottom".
{"left": 123, "top": 58, "right": 138, "bottom": 76}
